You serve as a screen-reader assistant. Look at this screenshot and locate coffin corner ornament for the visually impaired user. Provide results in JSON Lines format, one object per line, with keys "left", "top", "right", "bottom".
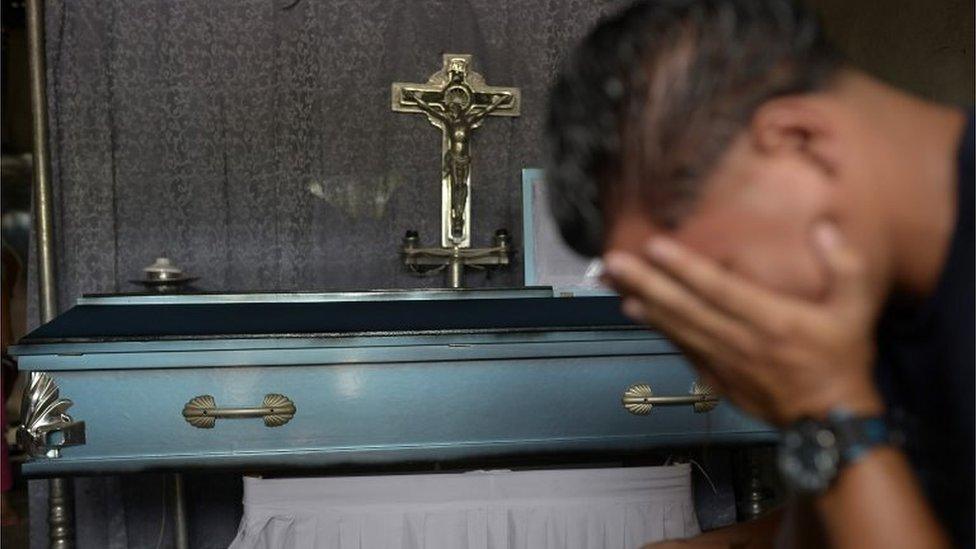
{"left": 182, "top": 393, "right": 296, "bottom": 429}
{"left": 393, "top": 54, "right": 520, "bottom": 288}
{"left": 18, "top": 372, "right": 87, "bottom": 459}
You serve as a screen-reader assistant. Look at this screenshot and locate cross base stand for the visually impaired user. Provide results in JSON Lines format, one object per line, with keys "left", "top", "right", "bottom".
{"left": 402, "top": 229, "right": 511, "bottom": 288}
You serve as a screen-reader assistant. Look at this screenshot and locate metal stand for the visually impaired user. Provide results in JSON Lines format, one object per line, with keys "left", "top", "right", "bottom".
{"left": 172, "top": 474, "right": 189, "bottom": 549}
{"left": 735, "top": 448, "right": 775, "bottom": 522}
{"left": 402, "top": 229, "right": 511, "bottom": 289}
{"left": 27, "top": 0, "right": 72, "bottom": 546}
{"left": 47, "top": 478, "right": 74, "bottom": 549}
{"left": 26, "top": 0, "right": 56, "bottom": 318}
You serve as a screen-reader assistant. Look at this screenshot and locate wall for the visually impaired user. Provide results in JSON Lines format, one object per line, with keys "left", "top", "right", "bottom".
{"left": 814, "top": 0, "right": 974, "bottom": 105}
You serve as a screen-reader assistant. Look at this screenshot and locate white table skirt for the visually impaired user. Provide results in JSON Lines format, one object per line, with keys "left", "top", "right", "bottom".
{"left": 228, "top": 464, "right": 700, "bottom": 549}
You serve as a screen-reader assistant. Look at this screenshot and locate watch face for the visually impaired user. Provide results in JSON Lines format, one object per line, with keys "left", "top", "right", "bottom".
{"left": 778, "top": 419, "right": 841, "bottom": 495}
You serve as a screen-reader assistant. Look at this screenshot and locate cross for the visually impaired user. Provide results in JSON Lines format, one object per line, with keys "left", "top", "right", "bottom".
{"left": 392, "top": 54, "right": 520, "bottom": 248}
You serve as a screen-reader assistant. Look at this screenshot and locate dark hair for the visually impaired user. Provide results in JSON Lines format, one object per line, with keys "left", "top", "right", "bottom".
{"left": 546, "top": 0, "right": 839, "bottom": 257}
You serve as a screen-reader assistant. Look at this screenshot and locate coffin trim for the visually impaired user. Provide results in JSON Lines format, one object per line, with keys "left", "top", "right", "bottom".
{"left": 18, "top": 372, "right": 86, "bottom": 458}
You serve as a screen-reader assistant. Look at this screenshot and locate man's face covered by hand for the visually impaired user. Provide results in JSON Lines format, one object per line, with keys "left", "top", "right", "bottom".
{"left": 597, "top": 106, "right": 889, "bottom": 426}
{"left": 605, "top": 130, "right": 835, "bottom": 302}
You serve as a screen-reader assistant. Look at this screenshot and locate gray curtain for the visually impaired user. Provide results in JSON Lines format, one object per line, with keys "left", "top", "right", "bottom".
{"left": 28, "top": 0, "right": 624, "bottom": 547}
{"left": 39, "top": 0, "right": 622, "bottom": 305}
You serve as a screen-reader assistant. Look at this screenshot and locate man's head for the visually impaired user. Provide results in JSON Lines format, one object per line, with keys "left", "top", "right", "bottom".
{"left": 547, "top": 0, "right": 890, "bottom": 300}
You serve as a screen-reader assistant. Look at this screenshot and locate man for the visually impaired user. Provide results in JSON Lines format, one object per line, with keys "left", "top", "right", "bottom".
{"left": 546, "top": 1, "right": 973, "bottom": 547}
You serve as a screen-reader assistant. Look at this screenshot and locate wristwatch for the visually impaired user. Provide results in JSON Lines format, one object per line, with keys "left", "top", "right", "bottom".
{"left": 777, "top": 408, "right": 895, "bottom": 495}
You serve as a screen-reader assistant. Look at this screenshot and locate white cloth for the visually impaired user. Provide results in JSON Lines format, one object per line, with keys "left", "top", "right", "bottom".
{"left": 228, "top": 465, "right": 700, "bottom": 549}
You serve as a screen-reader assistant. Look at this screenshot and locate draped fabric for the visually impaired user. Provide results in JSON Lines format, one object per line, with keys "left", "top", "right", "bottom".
{"left": 229, "top": 466, "right": 700, "bottom": 549}
{"left": 29, "top": 1, "right": 630, "bottom": 547}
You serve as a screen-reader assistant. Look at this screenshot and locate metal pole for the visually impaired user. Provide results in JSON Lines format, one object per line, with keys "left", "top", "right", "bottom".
{"left": 448, "top": 254, "right": 463, "bottom": 289}
{"left": 26, "top": 0, "right": 57, "bottom": 321}
{"left": 27, "top": 0, "right": 73, "bottom": 547}
{"left": 735, "top": 448, "right": 772, "bottom": 522}
{"left": 47, "top": 479, "right": 74, "bottom": 549}
{"left": 172, "top": 474, "right": 189, "bottom": 549}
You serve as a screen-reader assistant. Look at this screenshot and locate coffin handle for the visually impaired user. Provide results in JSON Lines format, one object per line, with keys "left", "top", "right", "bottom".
{"left": 622, "top": 381, "right": 719, "bottom": 415}
{"left": 182, "top": 394, "right": 296, "bottom": 428}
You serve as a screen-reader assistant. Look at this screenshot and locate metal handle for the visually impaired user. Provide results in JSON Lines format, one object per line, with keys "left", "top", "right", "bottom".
{"left": 622, "top": 382, "right": 719, "bottom": 415}
{"left": 182, "top": 394, "right": 296, "bottom": 428}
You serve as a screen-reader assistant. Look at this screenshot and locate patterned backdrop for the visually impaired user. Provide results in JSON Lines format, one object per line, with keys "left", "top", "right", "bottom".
{"left": 30, "top": 1, "right": 624, "bottom": 547}
{"left": 42, "top": 0, "right": 623, "bottom": 310}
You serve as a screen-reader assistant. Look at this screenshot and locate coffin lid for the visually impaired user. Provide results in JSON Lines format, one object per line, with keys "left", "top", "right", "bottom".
{"left": 14, "top": 288, "right": 637, "bottom": 345}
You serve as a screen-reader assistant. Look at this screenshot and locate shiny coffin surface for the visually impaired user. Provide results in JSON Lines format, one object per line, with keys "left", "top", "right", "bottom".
{"left": 11, "top": 294, "right": 774, "bottom": 474}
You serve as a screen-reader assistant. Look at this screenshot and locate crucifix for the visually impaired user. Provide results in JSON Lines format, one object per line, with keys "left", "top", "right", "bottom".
{"left": 393, "top": 54, "right": 521, "bottom": 287}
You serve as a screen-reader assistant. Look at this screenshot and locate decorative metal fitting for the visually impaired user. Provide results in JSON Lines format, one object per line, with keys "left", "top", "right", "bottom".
{"left": 144, "top": 257, "right": 183, "bottom": 281}
{"left": 182, "top": 393, "right": 296, "bottom": 429}
{"left": 492, "top": 229, "right": 511, "bottom": 248}
{"left": 18, "top": 372, "right": 86, "bottom": 458}
{"left": 400, "top": 228, "right": 512, "bottom": 288}
{"left": 622, "top": 381, "right": 719, "bottom": 415}
{"left": 402, "top": 230, "right": 421, "bottom": 251}
{"left": 130, "top": 256, "right": 199, "bottom": 292}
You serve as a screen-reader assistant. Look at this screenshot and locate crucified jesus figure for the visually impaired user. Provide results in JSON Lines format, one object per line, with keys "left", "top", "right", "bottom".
{"left": 405, "top": 88, "right": 513, "bottom": 242}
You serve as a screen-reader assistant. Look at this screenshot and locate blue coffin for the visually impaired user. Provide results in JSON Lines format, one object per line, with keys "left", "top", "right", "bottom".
{"left": 10, "top": 289, "right": 774, "bottom": 475}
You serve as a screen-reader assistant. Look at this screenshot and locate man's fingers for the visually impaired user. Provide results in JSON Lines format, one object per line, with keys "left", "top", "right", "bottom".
{"left": 619, "top": 291, "right": 778, "bottom": 420}
{"left": 643, "top": 237, "right": 792, "bottom": 335}
{"left": 623, "top": 296, "right": 775, "bottom": 389}
{"left": 812, "top": 222, "right": 870, "bottom": 311}
{"left": 605, "top": 253, "right": 757, "bottom": 353}
{"left": 619, "top": 295, "right": 776, "bottom": 404}
{"left": 622, "top": 296, "right": 741, "bottom": 363}
{"left": 680, "top": 349, "right": 732, "bottom": 394}
{"left": 682, "top": 347, "right": 774, "bottom": 423}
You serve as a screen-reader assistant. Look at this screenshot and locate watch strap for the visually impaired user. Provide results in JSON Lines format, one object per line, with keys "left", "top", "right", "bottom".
{"left": 827, "top": 409, "right": 894, "bottom": 465}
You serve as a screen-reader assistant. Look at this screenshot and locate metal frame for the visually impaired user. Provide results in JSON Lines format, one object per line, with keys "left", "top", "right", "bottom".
{"left": 521, "top": 169, "right": 540, "bottom": 286}
{"left": 520, "top": 168, "right": 614, "bottom": 297}
{"left": 25, "top": 0, "right": 75, "bottom": 547}
{"left": 26, "top": 1, "right": 56, "bottom": 319}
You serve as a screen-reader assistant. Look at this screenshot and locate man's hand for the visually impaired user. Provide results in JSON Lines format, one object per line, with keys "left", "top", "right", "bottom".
{"left": 603, "top": 223, "right": 883, "bottom": 426}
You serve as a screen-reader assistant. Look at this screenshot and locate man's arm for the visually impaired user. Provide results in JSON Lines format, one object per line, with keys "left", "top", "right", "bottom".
{"left": 467, "top": 92, "right": 512, "bottom": 122}
{"left": 403, "top": 90, "right": 447, "bottom": 122}
{"left": 604, "top": 224, "right": 949, "bottom": 548}
{"left": 645, "top": 449, "right": 947, "bottom": 549}
{"left": 811, "top": 447, "right": 948, "bottom": 548}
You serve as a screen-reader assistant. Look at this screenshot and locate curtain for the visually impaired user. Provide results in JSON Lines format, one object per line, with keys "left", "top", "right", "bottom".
{"left": 229, "top": 466, "right": 699, "bottom": 549}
